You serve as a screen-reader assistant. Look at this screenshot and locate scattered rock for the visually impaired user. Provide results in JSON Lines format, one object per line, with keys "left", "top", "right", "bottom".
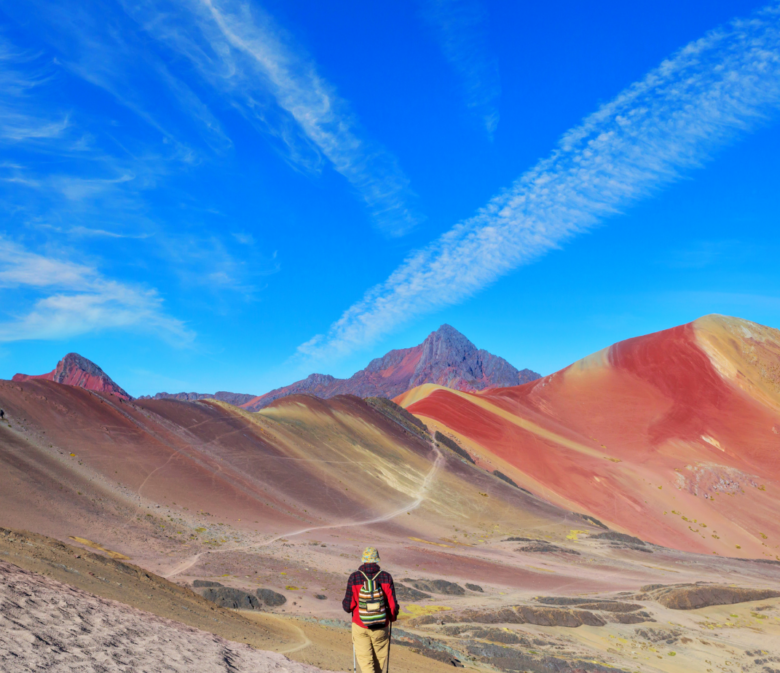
{"left": 580, "top": 514, "right": 609, "bottom": 529}
{"left": 464, "top": 640, "right": 627, "bottom": 673}
{"left": 591, "top": 531, "right": 646, "bottom": 546}
{"left": 256, "top": 588, "right": 287, "bottom": 607}
{"left": 644, "top": 584, "right": 780, "bottom": 610}
{"left": 492, "top": 471, "right": 532, "bottom": 494}
{"left": 192, "top": 580, "right": 222, "bottom": 588}
{"left": 534, "top": 597, "right": 643, "bottom": 612}
{"left": 365, "top": 397, "right": 430, "bottom": 441}
{"left": 434, "top": 431, "right": 475, "bottom": 464}
{"left": 516, "top": 542, "right": 580, "bottom": 555}
{"left": 411, "top": 605, "right": 606, "bottom": 628}
{"left": 465, "top": 583, "right": 483, "bottom": 593}
{"left": 393, "top": 628, "right": 465, "bottom": 668}
{"left": 199, "top": 587, "right": 262, "bottom": 610}
{"left": 403, "top": 578, "right": 465, "bottom": 596}
{"left": 396, "top": 584, "right": 432, "bottom": 601}
{"left": 314, "top": 594, "right": 327, "bottom": 600}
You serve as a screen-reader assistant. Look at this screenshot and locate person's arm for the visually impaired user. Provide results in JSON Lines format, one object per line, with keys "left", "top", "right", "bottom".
{"left": 382, "top": 574, "right": 399, "bottom": 621}
{"left": 342, "top": 573, "right": 357, "bottom": 613}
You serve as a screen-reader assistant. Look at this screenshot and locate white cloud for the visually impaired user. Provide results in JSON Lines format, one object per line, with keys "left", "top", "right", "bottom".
{"left": 0, "top": 239, "right": 192, "bottom": 343}
{"left": 300, "top": 4, "right": 780, "bottom": 360}
{"left": 421, "top": 0, "right": 501, "bottom": 137}
{"left": 126, "top": 0, "right": 422, "bottom": 236}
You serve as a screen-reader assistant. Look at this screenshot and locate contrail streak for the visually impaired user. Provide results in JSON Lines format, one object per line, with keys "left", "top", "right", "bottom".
{"left": 300, "top": 3, "right": 780, "bottom": 360}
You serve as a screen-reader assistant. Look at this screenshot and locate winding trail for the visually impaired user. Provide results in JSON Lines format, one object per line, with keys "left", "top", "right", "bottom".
{"left": 164, "top": 441, "right": 444, "bottom": 579}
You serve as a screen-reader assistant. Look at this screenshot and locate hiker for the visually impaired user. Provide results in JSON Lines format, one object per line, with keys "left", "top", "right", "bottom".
{"left": 342, "top": 547, "right": 399, "bottom": 673}
{"left": 0, "top": 409, "right": 4, "bottom": 420}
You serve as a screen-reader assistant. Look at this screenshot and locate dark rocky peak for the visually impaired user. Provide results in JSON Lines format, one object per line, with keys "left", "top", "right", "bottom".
{"left": 419, "top": 325, "right": 477, "bottom": 367}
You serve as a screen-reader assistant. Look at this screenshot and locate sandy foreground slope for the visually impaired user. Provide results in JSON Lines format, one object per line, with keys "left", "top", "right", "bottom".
{"left": 3, "top": 525, "right": 780, "bottom": 673}
{"left": 0, "top": 559, "right": 329, "bottom": 673}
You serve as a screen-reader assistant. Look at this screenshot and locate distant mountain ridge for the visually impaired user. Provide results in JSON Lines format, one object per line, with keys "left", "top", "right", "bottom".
{"left": 139, "top": 391, "right": 256, "bottom": 405}
{"left": 11, "top": 326, "right": 540, "bottom": 410}
{"left": 239, "top": 324, "right": 540, "bottom": 411}
{"left": 13, "top": 353, "right": 131, "bottom": 400}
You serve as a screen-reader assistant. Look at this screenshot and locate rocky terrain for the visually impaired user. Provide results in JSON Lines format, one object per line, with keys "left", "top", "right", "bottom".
{"left": 0, "top": 560, "right": 329, "bottom": 673}
{"left": 13, "top": 353, "right": 131, "bottom": 400}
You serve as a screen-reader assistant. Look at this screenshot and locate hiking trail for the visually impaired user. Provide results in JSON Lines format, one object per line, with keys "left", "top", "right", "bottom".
{"left": 164, "top": 440, "right": 444, "bottom": 579}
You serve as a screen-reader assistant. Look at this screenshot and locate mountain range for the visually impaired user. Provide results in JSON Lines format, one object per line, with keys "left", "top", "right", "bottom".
{"left": 140, "top": 324, "right": 540, "bottom": 408}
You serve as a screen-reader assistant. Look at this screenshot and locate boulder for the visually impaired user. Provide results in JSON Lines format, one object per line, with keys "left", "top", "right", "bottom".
{"left": 200, "top": 587, "right": 262, "bottom": 610}
{"left": 256, "top": 588, "right": 287, "bottom": 607}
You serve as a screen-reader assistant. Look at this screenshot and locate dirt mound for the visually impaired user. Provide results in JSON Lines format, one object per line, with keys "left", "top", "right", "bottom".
{"left": 404, "top": 578, "right": 465, "bottom": 595}
{"left": 200, "top": 587, "right": 263, "bottom": 610}
{"left": 412, "top": 605, "right": 607, "bottom": 628}
{"left": 0, "top": 560, "right": 329, "bottom": 673}
{"left": 641, "top": 583, "right": 780, "bottom": 609}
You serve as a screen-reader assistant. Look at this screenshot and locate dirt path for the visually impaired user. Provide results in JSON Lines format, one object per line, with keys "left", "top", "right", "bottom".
{"left": 164, "top": 442, "right": 444, "bottom": 579}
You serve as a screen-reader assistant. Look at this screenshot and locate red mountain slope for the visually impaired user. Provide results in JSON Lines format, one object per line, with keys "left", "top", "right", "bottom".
{"left": 13, "top": 353, "right": 131, "bottom": 400}
{"left": 399, "top": 315, "right": 780, "bottom": 559}
{"left": 241, "top": 324, "right": 539, "bottom": 411}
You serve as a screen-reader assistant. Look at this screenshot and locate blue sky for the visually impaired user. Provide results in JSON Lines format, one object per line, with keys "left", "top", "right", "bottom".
{"left": 1, "top": 0, "right": 779, "bottom": 397}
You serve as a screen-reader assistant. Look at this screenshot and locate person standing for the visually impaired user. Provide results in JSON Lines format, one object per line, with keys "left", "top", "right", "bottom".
{"left": 342, "top": 547, "right": 399, "bottom": 672}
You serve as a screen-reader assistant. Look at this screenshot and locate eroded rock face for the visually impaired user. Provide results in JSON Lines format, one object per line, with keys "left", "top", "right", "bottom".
{"left": 199, "top": 587, "right": 262, "bottom": 610}
{"left": 640, "top": 583, "right": 780, "bottom": 610}
{"left": 404, "top": 578, "right": 465, "bottom": 596}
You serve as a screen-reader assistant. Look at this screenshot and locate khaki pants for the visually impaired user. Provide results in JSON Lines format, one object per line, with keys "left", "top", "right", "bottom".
{"left": 352, "top": 622, "right": 389, "bottom": 673}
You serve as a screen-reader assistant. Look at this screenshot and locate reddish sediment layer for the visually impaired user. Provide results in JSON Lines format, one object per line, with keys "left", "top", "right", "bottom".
{"left": 403, "top": 315, "right": 780, "bottom": 559}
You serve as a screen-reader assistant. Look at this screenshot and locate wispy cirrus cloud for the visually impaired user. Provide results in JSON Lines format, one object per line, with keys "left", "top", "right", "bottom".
{"left": 0, "top": 38, "right": 71, "bottom": 143}
{"left": 300, "top": 4, "right": 780, "bottom": 360}
{"left": 0, "top": 239, "right": 192, "bottom": 343}
{"left": 421, "top": 0, "right": 500, "bottom": 137}
{"left": 125, "top": 0, "right": 422, "bottom": 236}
